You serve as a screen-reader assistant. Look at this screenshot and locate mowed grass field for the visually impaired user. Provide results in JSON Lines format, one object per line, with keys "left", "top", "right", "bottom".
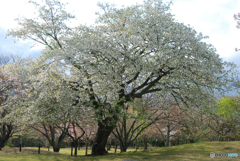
{"left": 0, "top": 141, "right": 239, "bottom": 161}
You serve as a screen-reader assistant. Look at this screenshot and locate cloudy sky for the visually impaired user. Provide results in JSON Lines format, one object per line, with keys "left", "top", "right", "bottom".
{"left": 0, "top": 0, "right": 240, "bottom": 63}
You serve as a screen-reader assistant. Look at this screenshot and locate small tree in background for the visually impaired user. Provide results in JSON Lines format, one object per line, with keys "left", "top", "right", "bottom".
{"left": 0, "top": 52, "right": 23, "bottom": 67}
{"left": 215, "top": 94, "right": 240, "bottom": 139}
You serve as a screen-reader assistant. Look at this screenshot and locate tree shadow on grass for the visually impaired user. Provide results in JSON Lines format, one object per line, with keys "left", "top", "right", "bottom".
{"left": 1, "top": 147, "right": 63, "bottom": 155}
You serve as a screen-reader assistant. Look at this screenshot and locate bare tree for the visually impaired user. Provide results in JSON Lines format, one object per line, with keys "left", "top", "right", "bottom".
{"left": 0, "top": 52, "right": 23, "bottom": 66}
{"left": 154, "top": 101, "right": 187, "bottom": 147}
{"left": 58, "top": 121, "right": 85, "bottom": 156}
{"left": 81, "top": 123, "right": 97, "bottom": 156}
{"left": 112, "top": 94, "right": 164, "bottom": 152}
{"left": 31, "top": 122, "right": 69, "bottom": 152}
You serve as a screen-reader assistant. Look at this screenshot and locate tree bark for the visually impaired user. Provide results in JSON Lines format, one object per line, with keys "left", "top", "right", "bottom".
{"left": 53, "top": 146, "right": 60, "bottom": 152}
{"left": 135, "top": 138, "right": 138, "bottom": 151}
{"left": 119, "top": 140, "right": 127, "bottom": 152}
{"left": 32, "top": 123, "right": 68, "bottom": 153}
{"left": 78, "top": 140, "right": 81, "bottom": 150}
{"left": 91, "top": 121, "right": 116, "bottom": 155}
{"left": 112, "top": 106, "right": 163, "bottom": 153}
{"left": 115, "top": 143, "right": 117, "bottom": 153}
{"left": 106, "top": 139, "right": 110, "bottom": 152}
{"left": 165, "top": 124, "right": 170, "bottom": 147}
{"left": 74, "top": 141, "right": 78, "bottom": 156}
{"left": 143, "top": 136, "right": 148, "bottom": 150}
{"left": 120, "top": 141, "right": 123, "bottom": 152}
{"left": 85, "top": 141, "right": 88, "bottom": 155}
{"left": 115, "top": 144, "right": 117, "bottom": 153}
{"left": 0, "top": 124, "right": 13, "bottom": 150}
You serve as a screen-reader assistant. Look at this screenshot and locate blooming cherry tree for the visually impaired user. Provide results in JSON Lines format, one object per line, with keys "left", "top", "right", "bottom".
{"left": 4, "top": 56, "right": 91, "bottom": 152}
{"left": 6, "top": 0, "right": 237, "bottom": 155}
{"left": 0, "top": 67, "right": 29, "bottom": 150}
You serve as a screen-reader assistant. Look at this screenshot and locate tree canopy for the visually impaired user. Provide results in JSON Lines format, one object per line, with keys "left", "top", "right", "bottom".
{"left": 216, "top": 94, "right": 240, "bottom": 121}
{"left": 4, "top": 0, "right": 237, "bottom": 155}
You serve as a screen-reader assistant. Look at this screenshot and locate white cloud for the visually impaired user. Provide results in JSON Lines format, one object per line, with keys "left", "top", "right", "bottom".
{"left": 0, "top": 0, "right": 143, "bottom": 52}
{"left": 1, "top": 0, "right": 240, "bottom": 60}
{"left": 0, "top": 0, "right": 36, "bottom": 29}
{"left": 168, "top": 0, "right": 240, "bottom": 58}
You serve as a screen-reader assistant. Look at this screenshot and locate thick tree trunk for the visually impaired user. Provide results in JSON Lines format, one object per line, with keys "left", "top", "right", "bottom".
{"left": 143, "top": 136, "right": 148, "bottom": 150}
{"left": 51, "top": 140, "right": 63, "bottom": 152}
{"left": 85, "top": 142, "right": 88, "bottom": 156}
{"left": 120, "top": 142, "right": 123, "bottom": 152}
{"left": 189, "top": 138, "right": 194, "bottom": 143}
{"left": 119, "top": 140, "right": 127, "bottom": 152}
{"left": 121, "top": 145, "right": 127, "bottom": 152}
{"left": 115, "top": 144, "right": 117, "bottom": 153}
{"left": 53, "top": 146, "right": 60, "bottom": 152}
{"left": 91, "top": 122, "right": 116, "bottom": 155}
{"left": 0, "top": 124, "right": 13, "bottom": 150}
{"left": 49, "top": 125, "right": 68, "bottom": 153}
{"left": 74, "top": 141, "right": 78, "bottom": 156}
{"left": 78, "top": 140, "right": 81, "bottom": 150}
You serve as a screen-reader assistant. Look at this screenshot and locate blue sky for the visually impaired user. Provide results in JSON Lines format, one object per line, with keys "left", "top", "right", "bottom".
{"left": 1, "top": 0, "right": 239, "bottom": 60}
{"left": 1, "top": 0, "right": 240, "bottom": 94}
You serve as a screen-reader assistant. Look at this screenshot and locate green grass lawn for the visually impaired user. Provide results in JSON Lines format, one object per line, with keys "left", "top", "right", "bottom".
{"left": 0, "top": 141, "right": 239, "bottom": 161}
